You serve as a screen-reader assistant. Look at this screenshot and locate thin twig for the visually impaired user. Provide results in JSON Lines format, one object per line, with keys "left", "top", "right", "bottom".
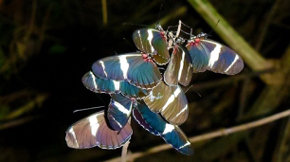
{"left": 0, "top": 116, "right": 38, "bottom": 130}
{"left": 106, "top": 109, "right": 290, "bottom": 162}
{"left": 189, "top": 109, "right": 290, "bottom": 143}
{"left": 1, "top": 94, "right": 48, "bottom": 120}
{"left": 272, "top": 117, "right": 290, "bottom": 162}
{"left": 255, "top": 0, "right": 282, "bottom": 51}
{"left": 120, "top": 118, "right": 131, "bottom": 162}
{"left": 24, "top": 0, "right": 37, "bottom": 42}
{"left": 121, "top": 141, "right": 130, "bottom": 162}
{"left": 101, "top": 0, "right": 108, "bottom": 25}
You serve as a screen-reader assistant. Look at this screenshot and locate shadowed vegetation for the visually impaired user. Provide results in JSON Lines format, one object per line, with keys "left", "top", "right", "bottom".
{"left": 0, "top": 0, "right": 289, "bottom": 161}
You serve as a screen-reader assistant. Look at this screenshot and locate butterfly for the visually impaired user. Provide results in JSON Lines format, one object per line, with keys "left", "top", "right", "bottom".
{"left": 133, "top": 102, "right": 193, "bottom": 155}
{"left": 143, "top": 81, "right": 188, "bottom": 125}
{"left": 65, "top": 110, "right": 132, "bottom": 149}
{"left": 82, "top": 71, "right": 149, "bottom": 99}
{"left": 106, "top": 94, "right": 135, "bottom": 131}
{"left": 90, "top": 53, "right": 162, "bottom": 89}
{"left": 132, "top": 27, "right": 170, "bottom": 65}
{"left": 186, "top": 33, "right": 244, "bottom": 75}
{"left": 66, "top": 21, "right": 245, "bottom": 156}
{"left": 65, "top": 101, "right": 193, "bottom": 155}
{"left": 164, "top": 44, "right": 193, "bottom": 86}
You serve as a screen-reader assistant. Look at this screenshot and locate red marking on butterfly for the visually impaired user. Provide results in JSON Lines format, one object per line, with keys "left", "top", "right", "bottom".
{"left": 142, "top": 53, "right": 154, "bottom": 63}
{"left": 188, "top": 41, "right": 196, "bottom": 46}
{"left": 195, "top": 38, "right": 200, "bottom": 43}
{"left": 172, "top": 45, "right": 179, "bottom": 55}
{"left": 160, "top": 31, "right": 167, "bottom": 41}
{"left": 130, "top": 97, "right": 136, "bottom": 102}
{"left": 188, "top": 38, "right": 201, "bottom": 46}
{"left": 142, "top": 53, "right": 148, "bottom": 59}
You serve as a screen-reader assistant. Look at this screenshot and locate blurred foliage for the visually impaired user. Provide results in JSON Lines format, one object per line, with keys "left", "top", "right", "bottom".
{"left": 0, "top": 0, "right": 289, "bottom": 162}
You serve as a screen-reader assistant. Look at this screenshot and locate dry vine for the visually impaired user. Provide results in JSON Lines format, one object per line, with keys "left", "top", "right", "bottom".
{"left": 106, "top": 109, "right": 290, "bottom": 162}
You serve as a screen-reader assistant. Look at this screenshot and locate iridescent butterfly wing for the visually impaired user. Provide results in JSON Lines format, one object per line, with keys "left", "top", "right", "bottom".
{"left": 82, "top": 71, "right": 148, "bottom": 99}
{"left": 65, "top": 110, "right": 132, "bottom": 149}
{"left": 143, "top": 81, "right": 188, "bottom": 125}
{"left": 107, "top": 94, "right": 134, "bottom": 131}
{"left": 186, "top": 38, "right": 244, "bottom": 75}
{"left": 91, "top": 53, "right": 162, "bottom": 89}
{"left": 164, "top": 45, "right": 193, "bottom": 86}
{"left": 133, "top": 102, "right": 193, "bottom": 155}
{"left": 132, "top": 28, "right": 170, "bottom": 65}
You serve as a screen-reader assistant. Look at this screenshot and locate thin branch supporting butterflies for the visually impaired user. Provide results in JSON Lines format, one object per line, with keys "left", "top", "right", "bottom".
{"left": 106, "top": 109, "right": 290, "bottom": 162}
{"left": 121, "top": 141, "right": 130, "bottom": 162}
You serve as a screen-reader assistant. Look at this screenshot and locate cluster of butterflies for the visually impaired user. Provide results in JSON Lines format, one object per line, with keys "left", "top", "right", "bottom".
{"left": 65, "top": 21, "right": 244, "bottom": 155}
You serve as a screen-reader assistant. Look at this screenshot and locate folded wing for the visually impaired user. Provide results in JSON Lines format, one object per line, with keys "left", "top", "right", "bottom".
{"left": 65, "top": 110, "right": 132, "bottom": 149}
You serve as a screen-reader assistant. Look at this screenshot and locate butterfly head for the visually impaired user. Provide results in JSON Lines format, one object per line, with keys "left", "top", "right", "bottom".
{"left": 187, "top": 39, "right": 200, "bottom": 46}
{"left": 155, "top": 23, "right": 164, "bottom": 31}
{"left": 187, "top": 32, "right": 209, "bottom": 46}
{"left": 141, "top": 53, "right": 154, "bottom": 63}
{"left": 160, "top": 31, "right": 167, "bottom": 41}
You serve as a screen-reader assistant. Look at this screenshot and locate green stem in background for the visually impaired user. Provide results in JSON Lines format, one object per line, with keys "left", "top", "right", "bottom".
{"left": 102, "top": 0, "right": 108, "bottom": 25}
{"left": 150, "top": 6, "right": 187, "bottom": 27}
{"left": 0, "top": 116, "right": 38, "bottom": 130}
{"left": 24, "top": 0, "right": 37, "bottom": 42}
{"left": 130, "top": 0, "right": 161, "bottom": 22}
{"left": 1, "top": 94, "right": 48, "bottom": 120}
{"left": 255, "top": 0, "right": 282, "bottom": 51}
{"left": 187, "top": 0, "right": 273, "bottom": 82}
{"left": 243, "top": 45, "right": 290, "bottom": 119}
{"left": 272, "top": 117, "right": 290, "bottom": 162}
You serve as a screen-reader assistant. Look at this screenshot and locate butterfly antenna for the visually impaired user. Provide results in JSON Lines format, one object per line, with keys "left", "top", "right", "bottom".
{"left": 157, "top": 0, "right": 165, "bottom": 21}
{"left": 166, "top": 25, "right": 179, "bottom": 31}
{"left": 194, "top": 90, "right": 202, "bottom": 98}
{"left": 185, "top": 85, "right": 202, "bottom": 98}
{"left": 122, "top": 37, "right": 138, "bottom": 51}
{"left": 179, "top": 29, "right": 191, "bottom": 36}
{"left": 122, "top": 22, "right": 149, "bottom": 28}
{"left": 189, "top": 28, "right": 194, "bottom": 39}
{"left": 113, "top": 51, "right": 119, "bottom": 56}
{"left": 73, "top": 106, "right": 105, "bottom": 113}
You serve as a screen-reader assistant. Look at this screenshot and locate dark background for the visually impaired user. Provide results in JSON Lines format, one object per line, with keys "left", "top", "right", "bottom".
{"left": 0, "top": 0, "right": 289, "bottom": 161}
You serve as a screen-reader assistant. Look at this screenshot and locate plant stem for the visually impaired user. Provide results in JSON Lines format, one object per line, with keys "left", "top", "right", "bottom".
{"left": 187, "top": 0, "right": 274, "bottom": 83}
{"left": 101, "top": 0, "right": 108, "bottom": 25}
{"left": 121, "top": 141, "right": 130, "bottom": 162}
